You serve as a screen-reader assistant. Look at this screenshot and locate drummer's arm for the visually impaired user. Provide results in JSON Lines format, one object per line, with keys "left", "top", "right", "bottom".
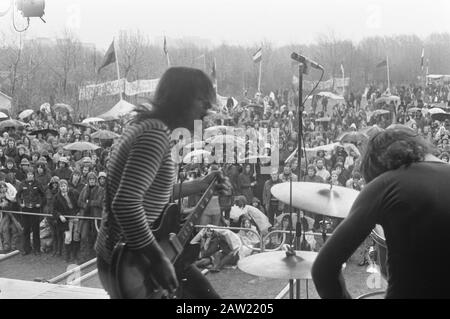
{"left": 311, "top": 183, "right": 382, "bottom": 299}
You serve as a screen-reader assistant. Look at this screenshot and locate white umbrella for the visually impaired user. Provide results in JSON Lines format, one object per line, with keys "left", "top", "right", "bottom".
{"left": 0, "top": 112, "right": 8, "bottom": 119}
{"left": 204, "top": 125, "right": 233, "bottom": 133}
{"left": 428, "top": 107, "right": 445, "bottom": 115}
{"left": 182, "top": 150, "right": 212, "bottom": 164}
{"left": 18, "top": 109, "right": 34, "bottom": 120}
{"left": 64, "top": 142, "right": 100, "bottom": 151}
{"left": 82, "top": 117, "right": 105, "bottom": 124}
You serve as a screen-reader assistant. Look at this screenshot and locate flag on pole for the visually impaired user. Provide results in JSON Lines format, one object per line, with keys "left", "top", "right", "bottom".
{"left": 376, "top": 59, "right": 387, "bottom": 68}
{"left": 252, "top": 48, "right": 262, "bottom": 63}
{"left": 163, "top": 36, "right": 171, "bottom": 67}
{"left": 421, "top": 48, "right": 425, "bottom": 70}
{"left": 340, "top": 63, "right": 345, "bottom": 77}
{"left": 97, "top": 41, "right": 116, "bottom": 73}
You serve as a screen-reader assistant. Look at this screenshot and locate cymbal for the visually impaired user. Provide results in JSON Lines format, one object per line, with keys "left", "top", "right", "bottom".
{"left": 238, "top": 250, "right": 318, "bottom": 280}
{"left": 271, "top": 182, "right": 359, "bottom": 219}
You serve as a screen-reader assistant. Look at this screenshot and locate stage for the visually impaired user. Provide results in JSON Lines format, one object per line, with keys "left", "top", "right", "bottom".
{"left": 0, "top": 278, "right": 109, "bottom": 299}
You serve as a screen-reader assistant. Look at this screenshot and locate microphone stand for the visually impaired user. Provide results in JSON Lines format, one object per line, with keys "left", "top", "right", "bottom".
{"left": 287, "top": 62, "right": 305, "bottom": 300}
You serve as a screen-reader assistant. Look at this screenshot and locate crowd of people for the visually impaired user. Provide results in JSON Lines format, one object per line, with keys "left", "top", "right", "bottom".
{"left": 1, "top": 79, "right": 450, "bottom": 272}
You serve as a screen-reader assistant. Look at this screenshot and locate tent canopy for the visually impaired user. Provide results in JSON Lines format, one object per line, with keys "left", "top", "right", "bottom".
{"left": 98, "top": 100, "right": 136, "bottom": 121}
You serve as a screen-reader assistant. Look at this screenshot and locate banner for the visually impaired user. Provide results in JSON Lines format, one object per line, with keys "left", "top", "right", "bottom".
{"left": 124, "top": 79, "right": 160, "bottom": 96}
{"left": 79, "top": 78, "right": 160, "bottom": 101}
{"left": 303, "top": 77, "right": 350, "bottom": 92}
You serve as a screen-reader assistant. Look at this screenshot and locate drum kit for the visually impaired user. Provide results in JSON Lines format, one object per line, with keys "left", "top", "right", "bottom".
{"left": 236, "top": 181, "right": 384, "bottom": 298}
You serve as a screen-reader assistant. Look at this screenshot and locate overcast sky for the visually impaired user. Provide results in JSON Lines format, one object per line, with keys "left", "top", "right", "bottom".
{"left": 1, "top": 0, "right": 450, "bottom": 50}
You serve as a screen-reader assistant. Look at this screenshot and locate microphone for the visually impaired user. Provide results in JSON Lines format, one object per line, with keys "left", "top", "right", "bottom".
{"left": 291, "top": 52, "right": 324, "bottom": 70}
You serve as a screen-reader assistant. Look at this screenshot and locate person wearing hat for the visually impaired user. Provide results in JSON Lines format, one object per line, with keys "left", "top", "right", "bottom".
{"left": 69, "top": 168, "right": 85, "bottom": 194}
{"left": 53, "top": 179, "right": 80, "bottom": 262}
{"left": 77, "top": 172, "right": 105, "bottom": 262}
{"left": 16, "top": 158, "right": 31, "bottom": 182}
{"left": 53, "top": 157, "right": 72, "bottom": 181}
{"left": 16, "top": 167, "right": 45, "bottom": 255}
{"left": 98, "top": 171, "right": 107, "bottom": 188}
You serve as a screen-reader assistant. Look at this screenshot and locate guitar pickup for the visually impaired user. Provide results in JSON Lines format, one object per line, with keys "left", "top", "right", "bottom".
{"left": 169, "top": 233, "right": 184, "bottom": 255}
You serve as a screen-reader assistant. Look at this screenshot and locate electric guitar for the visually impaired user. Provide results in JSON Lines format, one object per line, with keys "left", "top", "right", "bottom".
{"left": 109, "top": 175, "right": 218, "bottom": 299}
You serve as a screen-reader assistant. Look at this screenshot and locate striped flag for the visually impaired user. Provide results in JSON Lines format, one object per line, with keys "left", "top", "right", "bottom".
{"left": 252, "top": 48, "right": 262, "bottom": 63}
{"left": 97, "top": 41, "right": 116, "bottom": 73}
{"left": 421, "top": 48, "right": 425, "bottom": 70}
{"left": 376, "top": 59, "right": 387, "bottom": 68}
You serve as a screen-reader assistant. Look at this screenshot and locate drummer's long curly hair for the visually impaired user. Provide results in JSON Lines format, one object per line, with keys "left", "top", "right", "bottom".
{"left": 360, "top": 125, "right": 435, "bottom": 183}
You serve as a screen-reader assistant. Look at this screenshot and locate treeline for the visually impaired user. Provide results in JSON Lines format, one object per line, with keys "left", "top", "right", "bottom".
{"left": 1, "top": 30, "right": 450, "bottom": 116}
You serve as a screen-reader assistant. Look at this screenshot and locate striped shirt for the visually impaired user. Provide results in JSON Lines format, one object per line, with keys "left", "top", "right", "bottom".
{"left": 95, "top": 118, "right": 176, "bottom": 264}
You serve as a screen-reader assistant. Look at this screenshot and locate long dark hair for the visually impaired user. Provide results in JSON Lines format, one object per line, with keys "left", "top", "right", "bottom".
{"left": 360, "top": 125, "right": 435, "bottom": 183}
{"left": 133, "top": 67, "right": 216, "bottom": 130}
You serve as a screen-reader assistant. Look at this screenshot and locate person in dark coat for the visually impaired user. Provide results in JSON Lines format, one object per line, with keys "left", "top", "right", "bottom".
{"left": 53, "top": 179, "right": 80, "bottom": 262}
{"left": 238, "top": 164, "right": 256, "bottom": 204}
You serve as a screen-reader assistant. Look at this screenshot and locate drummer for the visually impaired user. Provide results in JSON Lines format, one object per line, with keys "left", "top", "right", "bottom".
{"left": 312, "top": 125, "right": 450, "bottom": 298}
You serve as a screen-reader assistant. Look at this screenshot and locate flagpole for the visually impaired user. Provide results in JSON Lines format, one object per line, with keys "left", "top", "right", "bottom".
{"left": 386, "top": 55, "right": 390, "bottom": 93}
{"left": 258, "top": 59, "right": 262, "bottom": 93}
{"left": 214, "top": 57, "right": 218, "bottom": 94}
{"left": 113, "top": 38, "right": 123, "bottom": 101}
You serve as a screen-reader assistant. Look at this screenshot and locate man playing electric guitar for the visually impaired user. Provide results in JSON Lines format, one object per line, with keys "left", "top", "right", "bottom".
{"left": 95, "top": 67, "right": 230, "bottom": 299}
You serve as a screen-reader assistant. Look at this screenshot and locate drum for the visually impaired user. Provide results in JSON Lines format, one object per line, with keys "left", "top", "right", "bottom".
{"left": 370, "top": 225, "right": 387, "bottom": 279}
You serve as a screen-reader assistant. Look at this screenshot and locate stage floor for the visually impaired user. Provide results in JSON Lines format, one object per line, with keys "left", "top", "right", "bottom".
{"left": 0, "top": 278, "right": 109, "bottom": 299}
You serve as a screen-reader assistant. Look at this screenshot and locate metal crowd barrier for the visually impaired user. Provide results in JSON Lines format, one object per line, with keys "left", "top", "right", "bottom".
{"left": 1, "top": 210, "right": 102, "bottom": 221}
{"left": 48, "top": 258, "right": 97, "bottom": 284}
{"left": 0, "top": 250, "right": 20, "bottom": 262}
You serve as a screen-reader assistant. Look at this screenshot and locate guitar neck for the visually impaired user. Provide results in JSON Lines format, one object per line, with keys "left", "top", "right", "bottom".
{"left": 176, "top": 175, "right": 218, "bottom": 247}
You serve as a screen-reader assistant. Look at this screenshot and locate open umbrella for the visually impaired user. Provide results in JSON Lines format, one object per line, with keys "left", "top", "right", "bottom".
{"left": 0, "top": 119, "right": 25, "bottom": 130}
{"left": 315, "top": 117, "right": 332, "bottom": 122}
{"left": 428, "top": 107, "right": 445, "bottom": 115}
{"left": 64, "top": 141, "right": 100, "bottom": 151}
{"left": 0, "top": 112, "right": 8, "bottom": 119}
{"left": 431, "top": 112, "right": 450, "bottom": 122}
{"left": 369, "top": 109, "right": 391, "bottom": 119}
{"left": 182, "top": 150, "right": 212, "bottom": 164}
{"left": 91, "top": 130, "right": 120, "bottom": 140}
{"left": 204, "top": 125, "right": 233, "bottom": 133}
{"left": 407, "top": 107, "right": 422, "bottom": 113}
{"left": 18, "top": 109, "right": 34, "bottom": 120}
{"left": 53, "top": 103, "right": 74, "bottom": 113}
{"left": 29, "top": 129, "right": 59, "bottom": 137}
{"left": 360, "top": 125, "right": 384, "bottom": 138}
{"left": 337, "top": 131, "right": 368, "bottom": 144}
{"left": 375, "top": 95, "right": 400, "bottom": 105}
{"left": 82, "top": 117, "right": 105, "bottom": 124}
